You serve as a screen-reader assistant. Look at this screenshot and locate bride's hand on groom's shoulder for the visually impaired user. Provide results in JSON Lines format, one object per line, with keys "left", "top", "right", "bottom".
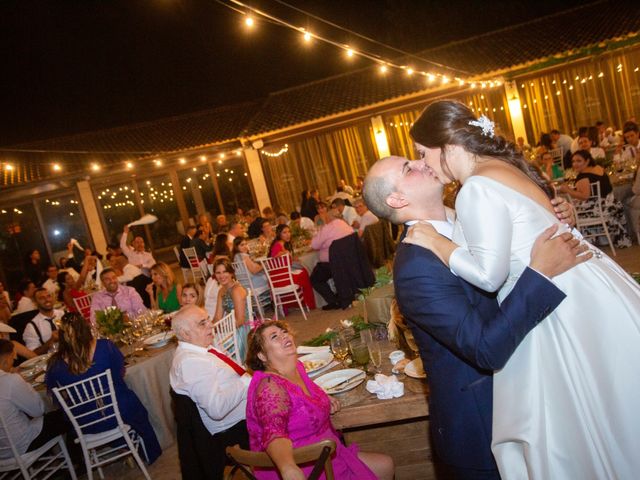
{"left": 551, "top": 197, "right": 576, "bottom": 227}
{"left": 404, "top": 222, "right": 458, "bottom": 266}
{"left": 530, "top": 224, "right": 592, "bottom": 278}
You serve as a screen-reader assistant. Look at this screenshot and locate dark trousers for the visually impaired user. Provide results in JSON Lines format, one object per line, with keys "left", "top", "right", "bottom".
{"left": 27, "top": 410, "right": 69, "bottom": 452}
{"left": 310, "top": 262, "right": 338, "bottom": 306}
{"left": 211, "top": 420, "right": 250, "bottom": 480}
{"left": 435, "top": 461, "right": 501, "bottom": 480}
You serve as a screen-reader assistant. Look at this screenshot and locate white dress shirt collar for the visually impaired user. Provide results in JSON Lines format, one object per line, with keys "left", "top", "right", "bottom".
{"left": 406, "top": 219, "right": 454, "bottom": 240}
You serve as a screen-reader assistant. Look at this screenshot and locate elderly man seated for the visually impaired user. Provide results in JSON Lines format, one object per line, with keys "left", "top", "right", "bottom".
{"left": 90, "top": 268, "right": 146, "bottom": 324}
{"left": 22, "top": 288, "right": 63, "bottom": 354}
{"left": 120, "top": 225, "right": 156, "bottom": 276}
{"left": 170, "top": 305, "right": 250, "bottom": 479}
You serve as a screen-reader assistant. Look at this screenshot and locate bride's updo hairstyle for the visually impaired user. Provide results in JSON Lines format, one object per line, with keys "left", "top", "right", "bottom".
{"left": 410, "top": 100, "right": 554, "bottom": 198}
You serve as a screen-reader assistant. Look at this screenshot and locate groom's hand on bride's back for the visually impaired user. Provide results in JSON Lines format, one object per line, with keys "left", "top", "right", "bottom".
{"left": 530, "top": 224, "right": 593, "bottom": 278}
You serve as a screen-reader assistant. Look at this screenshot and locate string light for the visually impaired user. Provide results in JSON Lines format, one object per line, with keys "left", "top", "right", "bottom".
{"left": 261, "top": 144, "right": 289, "bottom": 157}
{"left": 126, "top": 161, "right": 134, "bottom": 169}
{"left": 52, "top": 163, "right": 62, "bottom": 172}
{"left": 346, "top": 48, "right": 355, "bottom": 58}
{"left": 179, "top": 157, "right": 186, "bottom": 164}
{"left": 379, "top": 64, "right": 388, "bottom": 74}
{"left": 91, "top": 163, "right": 100, "bottom": 172}
{"left": 244, "top": 15, "right": 254, "bottom": 28}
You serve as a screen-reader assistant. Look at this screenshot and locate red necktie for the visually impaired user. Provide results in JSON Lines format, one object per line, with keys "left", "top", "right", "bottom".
{"left": 208, "top": 348, "right": 246, "bottom": 376}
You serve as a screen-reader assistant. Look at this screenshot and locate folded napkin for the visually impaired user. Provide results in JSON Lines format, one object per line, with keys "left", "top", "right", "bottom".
{"left": 297, "top": 345, "right": 331, "bottom": 355}
{"left": 366, "top": 374, "right": 404, "bottom": 400}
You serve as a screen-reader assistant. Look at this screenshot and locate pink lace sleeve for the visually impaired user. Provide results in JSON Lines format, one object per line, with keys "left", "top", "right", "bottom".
{"left": 254, "top": 376, "right": 292, "bottom": 447}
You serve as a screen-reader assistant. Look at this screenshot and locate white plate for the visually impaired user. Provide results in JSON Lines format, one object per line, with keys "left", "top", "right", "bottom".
{"left": 19, "top": 354, "right": 49, "bottom": 369}
{"left": 296, "top": 345, "right": 331, "bottom": 355}
{"left": 404, "top": 358, "right": 426, "bottom": 379}
{"left": 315, "top": 369, "right": 366, "bottom": 394}
{"left": 300, "top": 351, "right": 333, "bottom": 374}
{"left": 143, "top": 331, "right": 175, "bottom": 348}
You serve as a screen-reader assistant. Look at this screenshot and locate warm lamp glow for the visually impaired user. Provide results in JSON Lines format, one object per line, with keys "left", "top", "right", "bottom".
{"left": 179, "top": 157, "right": 186, "bottom": 164}
{"left": 126, "top": 162, "right": 134, "bottom": 169}
{"left": 91, "top": 163, "right": 100, "bottom": 172}
{"left": 379, "top": 64, "right": 388, "bottom": 74}
{"left": 245, "top": 16, "right": 254, "bottom": 27}
{"left": 346, "top": 48, "right": 354, "bottom": 57}
{"left": 52, "top": 163, "right": 62, "bottom": 172}
{"left": 4, "top": 164, "right": 14, "bottom": 171}
{"left": 303, "top": 31, "right": 312, "bottom": 42}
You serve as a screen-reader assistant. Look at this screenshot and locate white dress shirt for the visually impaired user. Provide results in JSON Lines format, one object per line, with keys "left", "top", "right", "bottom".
{"left": 117, "top": 263, "right": 143, "bottom": 283}
{"left": 170, "top": 341, "right": 250, "bottom": 435}
{"left": 14, "top": 297, "right": 37, "bottom": 314}
{"left": 341, "top": 205, "right": 358, "bottom": 226}
{"left": 357, "top": 210, "right": 379, "bottom": 234}
{"left": 406, "top": 219, "right": 454, "bottom": 240}
{"left": 0, "top": 371, "right": 44, "bottom": 457}
{"left": 22, "top": 309, "right": 64, "bottom": 351}
{"left": 120, "top": 233, "right": 156, "bottom": 275}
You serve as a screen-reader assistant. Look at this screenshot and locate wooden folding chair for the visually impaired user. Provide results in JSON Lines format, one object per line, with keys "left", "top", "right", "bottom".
{"left": 225, "top": 439, "right": 336, "bottom": 480}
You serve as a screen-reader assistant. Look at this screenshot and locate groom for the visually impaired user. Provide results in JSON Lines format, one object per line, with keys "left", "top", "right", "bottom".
{"left": 363, "top": 156, "right": 590, "bottom": 479}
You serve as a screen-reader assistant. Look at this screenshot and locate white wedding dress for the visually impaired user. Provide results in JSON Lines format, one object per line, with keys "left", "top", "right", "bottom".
{"left": 449, "top": 175, "right": 640, "bottom": 480}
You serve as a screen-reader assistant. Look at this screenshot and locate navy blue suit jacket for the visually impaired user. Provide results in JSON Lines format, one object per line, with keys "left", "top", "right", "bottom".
{"left": 394, "top": 242, "right": 566, "bottom": 470}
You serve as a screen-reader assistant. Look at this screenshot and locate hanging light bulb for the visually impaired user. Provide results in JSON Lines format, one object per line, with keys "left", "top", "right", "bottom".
{"left": 379, "top": 64, "right": 388, "bottom": 74}
{"left": 244, "top": 15, "right": 255, "bottom": 28}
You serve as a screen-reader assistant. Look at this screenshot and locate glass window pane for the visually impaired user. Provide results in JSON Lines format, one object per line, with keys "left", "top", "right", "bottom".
{"left": 0, "top": 203, "right": 49, "bottom": 289}
{"left": 214, "top": 158, "right": 254, "bottom": 215}
{"left": 136, "top": 175, "right": 183, "bottom": 249}
{"left": 37, "top": 194, "right": 92, "bottom": 261}
{"left": 177, "top": 166, "right": 220, "bottom": 221}
{"left": 95, "top": 182, "right": 143, "bottom": 246}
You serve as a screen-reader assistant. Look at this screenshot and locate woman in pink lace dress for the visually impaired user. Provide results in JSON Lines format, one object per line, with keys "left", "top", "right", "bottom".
{"left": 245, "top": 320, "right": 394, "bottom": 480}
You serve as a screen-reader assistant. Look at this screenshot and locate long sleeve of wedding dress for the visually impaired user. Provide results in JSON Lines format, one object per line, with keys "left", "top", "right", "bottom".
{"left": 448, "top": 179, "right": 515, "bottom": 292}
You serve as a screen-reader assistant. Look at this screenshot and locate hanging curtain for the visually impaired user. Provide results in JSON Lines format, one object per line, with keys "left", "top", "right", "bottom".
{"left": 517, "top": 46, "right": 640, "bottom": 144}
{"left": 382, "top": 88, "right": 513, "bottom": 158}
{"left": 260, "top": 120, "right": 379, "bottom": 213}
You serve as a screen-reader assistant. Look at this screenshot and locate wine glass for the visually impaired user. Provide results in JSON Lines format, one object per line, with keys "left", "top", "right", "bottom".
{"left": 368, "top": 341, "right": 382, "bottom": 373}
{"left": 330, "top": 335, "right": 349, "bottom": 367}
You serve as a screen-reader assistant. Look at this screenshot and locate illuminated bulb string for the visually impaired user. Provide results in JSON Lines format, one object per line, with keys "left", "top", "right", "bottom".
{"left": 261, "top": 144, "right": 289, "bottom": 157}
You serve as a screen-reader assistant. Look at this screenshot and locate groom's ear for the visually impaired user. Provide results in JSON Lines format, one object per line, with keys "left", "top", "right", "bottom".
{"left": 386, "top": 192, "right": 408, "bottom": 209}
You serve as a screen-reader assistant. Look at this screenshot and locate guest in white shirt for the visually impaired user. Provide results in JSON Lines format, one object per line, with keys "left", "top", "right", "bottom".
{"left": 614, "top": 121, "right": 640, "bottom": 169}
{"left": 550, "top": 129, "right": 573, "bottom": 157}
{"left": 41, "top": 265, "right": 60, "bottom": 300}
{"left": 22, "top": 289, "right": 62, "bottom": 354}
{"left": 0, "top": 339, "right": 71, "bottom": 460}
{"left": 331, "top": 197, "right": 358, "bottom": 227}
{"left": 111, "top": 255, "right": 143, "bottom": 283}
{"left": 120, "top": 225, "right": 156, "bottom": 276}
{"left": 14, "top": 280, "right": 37, "bottom": 314}
{"left": 353, "top": 198, "right": 379, "bottom": 237}
{"left": 289, "top": 211, "right": 315, "bottom": 233}
{"left": 170, "top": 305, "right": 250, "bottom": 478}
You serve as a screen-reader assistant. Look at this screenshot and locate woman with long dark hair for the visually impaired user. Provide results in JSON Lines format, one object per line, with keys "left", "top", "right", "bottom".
{"left": 45, "top": 312, "right": 161, "bottom": 465}
{"left": 404, "top": 100, "right": 640, "bottom": 478}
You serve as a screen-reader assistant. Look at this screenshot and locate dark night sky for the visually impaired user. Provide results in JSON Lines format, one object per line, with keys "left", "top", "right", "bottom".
{"left": 1, "top": 0, "right": 585, "bottom": 146}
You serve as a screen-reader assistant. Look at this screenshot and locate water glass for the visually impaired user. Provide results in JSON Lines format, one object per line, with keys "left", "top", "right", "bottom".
{"left": 349, "top": 338, "right": 370, "bottom": 367}
{"left": 359, "top": 328, "right": 373, "bottom": 346}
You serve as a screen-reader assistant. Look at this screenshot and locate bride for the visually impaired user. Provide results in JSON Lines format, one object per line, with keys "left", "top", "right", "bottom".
{"left": 404, "top": 100, "right": 640, "bottom": 479}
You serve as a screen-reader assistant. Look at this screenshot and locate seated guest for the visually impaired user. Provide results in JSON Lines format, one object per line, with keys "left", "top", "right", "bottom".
{"left": 232, "top": 237, "right": 268, "bottom": 291}
{"left": 23, "top": 288, "right": 63, "bottom": 354}
{"left": 559, "top": 149, "right": 631, "bottom": 248}
{"left": 353, "top": 198, "right": 379, "bottom": 237}
{"left": 226, "top": 221, "right": 244, "bottom": 247}
{"left": 146, "top": 262, "right": 182, "bottom": 313}
{"left": 120, "top": 225, "right": 156, "bottom": 276}
{"left": 14, "top": 280, "right": 37, "bottom": 314}
{"left": 310, "top": 209, "right": 354, "bottom": 310}
{"left": 192, "top": 228, "right": 212, "bottom": 262}
{"left": 289, "top": 211, "right": 315, "bottom": 233}
{"left": 245, "top": 321, "right": 394, "bottom": 480}
{"left": 170, "top": 305, "right": 251, "bottom": 479}
{"left": 179, "top": 225, "right": 197, "bottom": 269}
{"left": 90, "top": 268, "right": 146, "bottom": 324}
{"left": 0, "top": 323, "right": 36, "bottom": 361}
{"left": 269, "top": 225, "right": 316, "bottom": 310}
{"left": 314, "top": 202, "right": 329, "bottom": 227}
{"left": 259, "top": 220, "right": 275, "bottom": 246}
{"left": 45, "top": 313, "right": 161, "bottom": 464}
{"left": 24, "top": 249, "right": 44, "bottom": 286}
{"left": 197, "top": 214, "right": 214, "bottom": 242}
{"left": 42, "top": 265, "right": 60, "bottom": 299}
{"left": 214, "top": 214, "right": 229, "bottom": 234}
{"left": 0, "top": 339, "right": 71, "bottom": 460}
{"left": 331, "top": 197, "right": 358, "bottom": 227}
{"left": 212, "top": 233, "right": 231, "bottom": 261}
{"left": 111, "top": 255, "right": 143, "bottom": 284}
{"left": 247, "top": 209, "right": 265, "bottom": 239}
{"left": 180, "top": 283, "right": 203, "bottom": 308}
{"left": 213, "top": 259, "right": 250, "bottom": 362}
